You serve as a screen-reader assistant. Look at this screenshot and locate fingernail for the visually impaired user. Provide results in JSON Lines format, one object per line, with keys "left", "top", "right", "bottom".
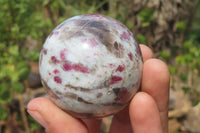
{"left": 27, "top": 110, "right": 48, "bottom": 128}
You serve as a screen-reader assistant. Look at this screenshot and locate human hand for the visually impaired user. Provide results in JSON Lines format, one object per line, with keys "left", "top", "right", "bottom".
{"left": 27, "top": 44, "right": 170, "bottom": 133}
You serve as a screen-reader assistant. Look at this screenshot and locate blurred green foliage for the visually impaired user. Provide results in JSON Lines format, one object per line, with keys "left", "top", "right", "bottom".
{"left": 139, "top": 8, "right": 155, "bottom": 27}
{"left": 162, "top": 0, "right": 200, "bottom": 106}
{"left": 136, "top": 34, "right": 147, "bottom": 44}
{"left": 0, "top": 106, "right": 8, "bottom": 120}
{"left": 0, "top": 0, "right": 41, "bottom": 122}
{"left": 176, "top": 21, "right": 187, "bottom": 32}
{"left": 0, "top": 44, "right": 30, "bottom": 104}
{"left": 28, "top": 115, "right": 41, "bottom": 130}
{"left": 171, "top": 131, "right": 179, "bottom": 133}
{"left": 160, "top": 51, "right": 171, "bottom": 62}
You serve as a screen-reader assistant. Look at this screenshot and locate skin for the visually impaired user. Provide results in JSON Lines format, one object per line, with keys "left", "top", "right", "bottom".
{"left": 27, "top": 44, "right": 170, "bottom": 133}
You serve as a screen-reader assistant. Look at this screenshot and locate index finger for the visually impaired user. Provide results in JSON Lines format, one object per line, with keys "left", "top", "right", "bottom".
{"left": 141, "top": 59, "right": 170, "bottom": 133}
{"left": 139, "top": 44, "right": 154, "bottom": 61}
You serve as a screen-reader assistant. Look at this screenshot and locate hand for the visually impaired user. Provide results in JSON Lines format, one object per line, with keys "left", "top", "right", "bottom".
{"left": 27, "top": 44, "right": 170, "bottom": 133}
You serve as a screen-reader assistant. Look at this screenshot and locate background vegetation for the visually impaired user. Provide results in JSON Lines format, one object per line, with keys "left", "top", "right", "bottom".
{"left": 0, "top": 0, "right": 200, "bottom": 132}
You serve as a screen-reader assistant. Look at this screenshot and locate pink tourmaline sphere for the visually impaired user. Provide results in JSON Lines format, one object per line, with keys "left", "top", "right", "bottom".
{"left": 39, "top": 14, "right": 143, "bottom": 118}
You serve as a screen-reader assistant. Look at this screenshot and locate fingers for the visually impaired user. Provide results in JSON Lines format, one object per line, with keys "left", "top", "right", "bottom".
{"left": 139, "top": 44, "right": 154, "bottom": 61}
{"left": 109, "top": 44, "right": 153, "bottom": 133}
{"left": 27, "top": 97, "right": 88, "bottom": 133}
{"left": 130, "top": 92, "right": 163, "bottom": 133}
{"left": 81, "top": 118, "right": 102, "bottom": 133}
{"left": 141, "top": 59, "right": 170, "bottom": 132}
{"left": 109, "top": 106, "right": 132, "bottom": 133}
{"left": 110, "top": 45, "right": 169, "bottom": 133}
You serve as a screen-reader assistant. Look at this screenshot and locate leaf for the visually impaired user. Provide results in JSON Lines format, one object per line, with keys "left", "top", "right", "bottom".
{"left": 43, "top": 0, "right": 50, "bottom": 6}
{"left": 11, "top": 24, "right": 20, "bottom": 34}
{"left": 184, "top": 54, "right": 193, "bottom": 63}
{"left": 0, "top": 43, "right": 6, "bottom": 49}
{"left": 8, "top": 45, "right": 19, "bottom": 56}
{"left": 136, "top": 34, "right": 146, "bottom": 44}
{"left": 168, "top": 65, "right": 177, "bottom": 76}
{"left": 176, "top": 21, "right": 186, "bottom": 32}
{"left": 29, "top": 50, "right": 40, "bottom": 61}
{"left": 28, "top": 115, "right": 41, "bottom": 130}
{"left": 182, "top": 87, "right": 189, "bottom": 94}
{"left": 183, "top": 41, "right": 192, "bottom": 50}
{"left": 12, "top": 81, "right": 24, "bottom": 93}
{"left": 11, "top": 71, "right": 20, "bottom": 82}
{"left": 160, "top": 51, "right": 171, "bottom": 61}
{"left": 139, "top": 8, "right": 154, "bottom": 27}
{"left": 0, "top": 82, "right": 12, "bottom": 104}
{"left": 16, "top": 61, "right": 30, "bottom": 80}
{"left": 0, "top": 106, "right": 8, "bottom": 120}
{"left": 175, "top": 56, "right": 185, "bottom": 65}
{"left": 51, "top": 1, "right": 59, "bottom": 10}
{"left": 141, "top": 22, "right": 150, "bottom": 27}
{"left": 180, "top": 73, "right": 188, "bottom": 81}
{"left": 171, "top": 131, "right": 179, "bottom": 133}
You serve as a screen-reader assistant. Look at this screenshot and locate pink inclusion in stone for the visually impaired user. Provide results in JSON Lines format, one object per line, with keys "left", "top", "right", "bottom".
{"left": 128, "top": 53, "right": 133, "bottom": 61}
{"left": 121, "top": 31, "right": 130, "bottom": 41}
{"left": 51, "top": 56, "right": 60, "bottom": 63}
{"left": 109, "top": 76, "right": 122, "bottom": 85}
{"left": 53, "top": 69, "right": 59, "bottom": 74}
{"left": 127, "top": 30, "right": 132, "bottom": 37}
{"left": 89, "top": 39, "right": 98, "bottom": 47}
{"left": 63, "top": 63, "right": 73, "bottom": 71}
{"left": 109, "top": 64, "right": 115, "bottom": 68}
{"left": 97, "top": 92, "right": 103, "bottom": 98}
{"left": 72, "top": 64, "right": 90, "bottom": 73}
{"left": 116, "top": 64, "right": 125, "bottom": 72}
{"left": 43, "top": 49, "right": 47, "bottom": 54}
{"left": 54, "top": 76, "right": 62, "bottom": 84}
{"left": 60, "top": 49, "right": 66, "bottom": 61}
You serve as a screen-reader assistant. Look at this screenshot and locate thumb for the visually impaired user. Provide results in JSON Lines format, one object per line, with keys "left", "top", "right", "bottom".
{"left": 27, "top": 97, "right": 88, "bottom": 133}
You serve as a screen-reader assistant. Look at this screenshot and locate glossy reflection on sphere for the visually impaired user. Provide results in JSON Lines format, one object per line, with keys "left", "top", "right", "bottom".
{"left": 39, "top": 14, "right": 143, "bottom": 118}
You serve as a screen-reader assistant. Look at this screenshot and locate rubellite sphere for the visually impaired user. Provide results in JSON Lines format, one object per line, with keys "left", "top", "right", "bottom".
{"left": 39, "top": 14, "right": 143, "bottom": 118}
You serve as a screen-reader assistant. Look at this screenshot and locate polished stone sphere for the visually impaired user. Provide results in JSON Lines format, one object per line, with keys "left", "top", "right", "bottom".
{"left": 39, "top": 14, "right": 143, "bottom": 118}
